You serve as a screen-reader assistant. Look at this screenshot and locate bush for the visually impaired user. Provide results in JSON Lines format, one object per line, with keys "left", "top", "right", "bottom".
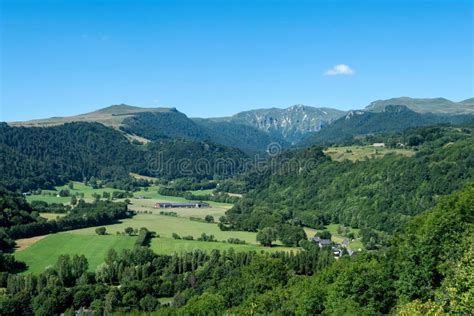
{"left": 95, "top": 227, "right": 107, "bottom": 235}
{"left": 204, "top": 215, "right": 214, "bottom": 223}
{"left": 197, "top": 233, "right": 216, "bottom": 242}
{"left": 227, "top": 238, "right": 246, "bottom": 244}
{"left": 135, "top": 228, "right": 154, "bottom": 247}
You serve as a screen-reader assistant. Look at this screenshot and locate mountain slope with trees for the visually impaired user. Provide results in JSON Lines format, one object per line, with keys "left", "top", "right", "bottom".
{"left": 365, "top": 97, "right": 474, "bottom": 115}
{"left": 0, "top": 122, "right": 249, "bottom": 192}
{"left": 223, "top": 126, "right": 474, "bottom": 235}
{"left": 207, "top": 104, "right": 346, "bottom": 144}
{"left": 301, "top": 105, "right": 474, "bottom": 146}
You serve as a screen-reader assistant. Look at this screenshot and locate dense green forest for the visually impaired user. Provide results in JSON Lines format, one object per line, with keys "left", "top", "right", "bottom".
{"left": 301, "top": 105, "right": 474, "bottom": 146}
{"left": 0, "top": 122, "right": 249, "bottom": 192}
{"left": 223, "top": 126, "right": 474, "bottom": 236}
{"left": 120, "top": 111, "right": 209, "bottom": 142}
{"left": 194, "top": 119, "right": 289, "bottom": 154}
{"left": 142, "top": 139, "right": 248, "bottom": 180}
{"left": 0, "top": 122, "right": 138, "bottom": 192}
{"left": 1, "top": 183, "right": 471, "bottom": 315}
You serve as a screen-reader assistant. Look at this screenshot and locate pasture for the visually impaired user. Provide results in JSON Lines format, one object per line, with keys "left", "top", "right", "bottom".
{"left": 151, "top": 237, "right": 291, "bottom": 255}
{"left": 324, "top": 145, "right": 415, "bottom": 162}
{"left": 18, "top": 181, "right": 299, "bottom": 274}
{"left": 39, "top": 212, "right": 66, "bottom": 221}
{"left": 71, "top": 213, "right": 260, "bottom": 244}
{"left": 26, "top": 181, "right": 125, "bottom": 204}
{"left": 26, "top": 182, "right": 232, "bottom": 219}
{"left": 15, "top": 213, "right": 296, "bottom": 273}
{"left": 15, "top": 233, "right": 137, "bottom": 274}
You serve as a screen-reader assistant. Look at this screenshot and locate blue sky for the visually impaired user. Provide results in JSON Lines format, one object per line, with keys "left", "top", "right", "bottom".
{"left": 1, "top": 0, "right": 473, "bottom": 121}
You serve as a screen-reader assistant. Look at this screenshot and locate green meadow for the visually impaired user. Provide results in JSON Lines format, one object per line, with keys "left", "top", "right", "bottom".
{"left": 27, "top": 182, "right": 232, "bottom": 210}
{"left": 324, "top": 145, "right": 415, "bottom": 162}
{"left": 26, "top": 181, "right": 125, "bottom": 204}
{"left": 15, "top": 233, "right": 137, "bottom": 274}
{"left": 71, "top": 213, "right": 262, "bottom": 244}
{"left": 15, "top": 213, "right": 296, "bottom": 274}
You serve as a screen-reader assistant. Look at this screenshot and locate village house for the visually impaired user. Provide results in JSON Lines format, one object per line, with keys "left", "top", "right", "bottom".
{"left": 342, "top": 238, "right": 350, "bottom": 248}
{"left": 309, "top": 236, "right": 332, "bottom": 248}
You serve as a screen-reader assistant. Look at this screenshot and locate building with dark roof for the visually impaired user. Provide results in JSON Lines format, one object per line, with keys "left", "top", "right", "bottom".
{"left": 154, "top": 202, "right": 209, "bottom": 209}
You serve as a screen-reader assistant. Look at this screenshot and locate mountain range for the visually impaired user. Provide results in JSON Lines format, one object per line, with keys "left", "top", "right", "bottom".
{"left": 9, "top": 96, "right": 474, "bottom": 153}
{"left": 365, "top": 97, "right": 474, "bottom": 114}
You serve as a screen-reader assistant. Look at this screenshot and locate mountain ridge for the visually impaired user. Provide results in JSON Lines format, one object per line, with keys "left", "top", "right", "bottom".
{"left": 205, "top": 104, "right": 346, "bottom": 143}
{"left": 8, "top": 96, "right": 474, "bottom": 152}
{"left": 365, "top": 97, "right": 474, "bottom": 115}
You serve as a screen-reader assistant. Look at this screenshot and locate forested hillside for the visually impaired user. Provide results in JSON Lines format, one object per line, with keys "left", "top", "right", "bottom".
{"left": 223, "top": 126, "right": 474, "bottom": 235}
{"left": 142, "top": 139, "right": 248, "bottom": 180}
{"left": 194, "top": 119, "right": 289, "bottom": 154}
{"left": 120, "top": 111, "right": 210, "bottom": 141}
{"left": 119, "top": 110, "right": 288, "bottom": 153}
{"left": 0, "top": 122, "right": 249, "bottom": 192}
{"left": 0, "top": 122, "right": 139, "bottom": 192}
{"left": 301, "top": 105, "right": 474, "bottom": 146}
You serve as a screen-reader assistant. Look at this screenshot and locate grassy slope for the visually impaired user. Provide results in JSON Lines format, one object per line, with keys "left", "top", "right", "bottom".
{"left": 26, "top": 182, "right": 233, "bottom": 211}
{"left": 151, "top": 237, "right": 290, "bottom": 255}
{"left": 26, "top": 181, "right": 124, "bottom": 204}
{"left": 324, "top": 145, "right": 415, "bottom": 162}
{"left": 18, "top": 182, "right": 295, "bottom": 274}
{"left": 71, "top": 214, "right": 260, "bottom": 243}
{"left": 16, "top": 213, "right": 296, "bottom": 273}
{"left": 15, "top": 233, "right": 137, "bottom": 274}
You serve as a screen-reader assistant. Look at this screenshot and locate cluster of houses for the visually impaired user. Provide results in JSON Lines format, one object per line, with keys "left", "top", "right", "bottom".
{"left": 309, "top": 236, "right": 358, "bottom": 258}
{"left": 154, "top": 202, "right": 210, "bottom": 209}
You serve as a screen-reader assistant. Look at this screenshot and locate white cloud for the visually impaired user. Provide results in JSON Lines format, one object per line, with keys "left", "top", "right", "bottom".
{"left": 324, "top": 64, "right": 355, "bottom": 76}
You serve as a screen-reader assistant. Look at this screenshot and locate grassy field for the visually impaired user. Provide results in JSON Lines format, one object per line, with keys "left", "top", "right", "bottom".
{"left": 40, "top": 212, "right": 66, "bottom": 221}
{"left": 26, "top": 182, "right": 232, "bottom": 218}
{"left": 15, "top": 213, "right": 295, "bottom": 273}
{"left": 304, "top": 224, "right": 364, "bottom": 250}
{"left": 133, "top": 186, "right": 232, "bottom": 208}
{"left": 19, "top": 182, "right": 297, "bottom": 274}
{"left": 26, "top": 181, "right": 125, "bottom": 204}
{"left": 151, "top": 237, "right": 291, "bottom": 255}
{"left": 71, "top": 213, "right": 260, "bottom": 244}
{"left": 15, "top": 233, "right": 137, "bottom": 274}
{"left": 128, "top": 198, "right": 228, "bottom": 219}
{"left": 189, "top": 189, "right": 215, "bottom": 196}
{"left": 324, "top": 145, "right": 415, "bottom": 162}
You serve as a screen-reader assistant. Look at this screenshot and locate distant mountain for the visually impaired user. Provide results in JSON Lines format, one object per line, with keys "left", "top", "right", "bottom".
{"left": 11, "top": 105, "right": 279, "bottom": 153}
{"left": 301, "top": 105, "right": 474, "bottom": 145}
{"left": 194, "top": 119, "right": 289, "bottom": 154}
{"left": 10, "top": 104, "right": 174, "bottom": 128}
{"left": 112, "top": 110, "right": 285, "bottom": 154}
{"left": 459, "top": 97, "right": 474, "bottom": 106}
{"left": 207, "top": 105, "right": 346, "bottom": 144}
{"left": 365, "top": 97, "right": 474, "bottom": 115}
{"left": 10, "top": 98, "right": 474, "bottom": 151}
